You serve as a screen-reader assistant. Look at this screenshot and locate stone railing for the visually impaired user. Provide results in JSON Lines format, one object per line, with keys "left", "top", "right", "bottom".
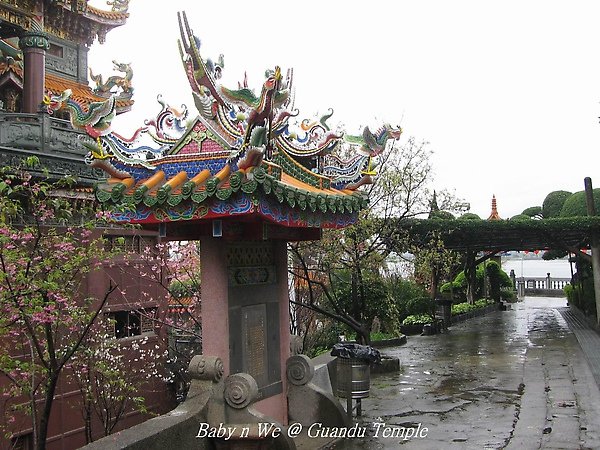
{"left": 0, "top": 111, "right": 87, "bottom": 154}
{"left": 0, "top": 111, "right": 102, "bottom": 183}
{"left": 81, "top": 355, "right": 297, "bottom": 450}
{"left": 514, "top": 274, "right": 570, "bottom": 298}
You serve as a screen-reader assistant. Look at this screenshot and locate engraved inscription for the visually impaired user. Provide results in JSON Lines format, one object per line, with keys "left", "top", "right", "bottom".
{"left": 242, "top": 304, "right": 268, "bottom": 387}
{"left": 247, "top": 323, "right": 265, "bottom": 377}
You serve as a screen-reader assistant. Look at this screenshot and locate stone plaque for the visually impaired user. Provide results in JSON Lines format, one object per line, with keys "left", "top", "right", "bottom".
{"left": 241, "top": 304, "right": 268, "bottom": 388}
{"left": 228, "top": 265, "right": 276, "bottom": 286}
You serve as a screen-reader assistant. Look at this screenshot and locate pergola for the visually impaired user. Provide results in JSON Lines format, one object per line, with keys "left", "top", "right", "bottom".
{"left": 391, "top": 216, "right": 600, "bottom": 304}
{"left": 396, "top": 217, "right": 600, "bottom": 253}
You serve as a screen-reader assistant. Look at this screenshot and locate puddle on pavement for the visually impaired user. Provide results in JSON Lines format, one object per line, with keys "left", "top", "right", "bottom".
{"left": 334, "top": 298, "right": 571, "bottom": 449}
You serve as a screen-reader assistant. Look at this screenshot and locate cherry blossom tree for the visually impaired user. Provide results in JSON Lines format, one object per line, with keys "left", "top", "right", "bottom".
{"left": 0, "top": 159, "right": 119, "bottom": 450}
{"left": 67, "top": 319, "right": 165, "bottom": 443}
{"left": 114, "top": 240, "right": 202, "bottom": 402}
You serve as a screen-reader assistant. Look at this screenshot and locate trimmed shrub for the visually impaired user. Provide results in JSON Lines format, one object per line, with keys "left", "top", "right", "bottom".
{"left": 510, "top": 214, "right": 532, "bottom": 221}
{"left": 440, "top": 260, "right": 512, "bottom": 302}
{"left": 430, "top": 210, "right": 455, "bottom": 220}
{"left": 402, "top": 314, "right": 432, "bottom": 325}
{"left": 451, "top": 299, "right": 491, "bottom": 315}
{"left": 560, "top": 189, "right": 600, "bottom": 217}
{"left": 521, "top": 206, "right": 542, "bottom": 218}
{"left": 388, "top": 277, "right": 429, "bottom": 323}
{"left": 459, "top": 213, "right": 481, "bottom": 220}
{"left": 542, "top": 190, "right": 572, "bottom": 218}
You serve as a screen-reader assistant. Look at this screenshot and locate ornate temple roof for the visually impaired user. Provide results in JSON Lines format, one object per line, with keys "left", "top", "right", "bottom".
{"left": 0, "top": 1, "right": 134, "bottom": 112}
{"left": 0, "top": 1, "right": 129, "bottom": 45}
{"left": 54, "top": 11, "right": 401, "bottom": 234}
{"left": 0, "top": 61, "right": 133, "bottom": 112}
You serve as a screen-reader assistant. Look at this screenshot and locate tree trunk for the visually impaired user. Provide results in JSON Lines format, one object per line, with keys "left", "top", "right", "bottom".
{"left": 84, "top": 401, "right": 93, "bottom": 444}
{"left": 356, "top": 325, "right": 371, "bottom": 346}
{"left": 36, "top": 373, "right": 59, "bottom": 450}
{"left": 430, "top": 269, "right": 439, "bottom": 301}
{"left": 465, "top": 250, "right": 477, "bottom": 305}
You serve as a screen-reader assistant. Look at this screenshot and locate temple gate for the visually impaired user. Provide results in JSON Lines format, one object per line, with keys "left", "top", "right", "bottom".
{"left": 55, "top": 11, "right": 401, "bottom": 426}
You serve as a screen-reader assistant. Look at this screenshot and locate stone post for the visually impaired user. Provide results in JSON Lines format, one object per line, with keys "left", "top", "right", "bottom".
{"left": 546, "top": 272, "right": 551, "bottom": 290}
{"left": 517, "top": 279, "right": 525, "bottom": 299}
{"left": 199, "top": 237, "right": 230, "bottom": 375}
{"left": 199, "top": 237, "right": 290, "bottom": 424}
{"left": 584, "top": 177, "right": 600, "bottom": 325}
{"left": 19, "top": 27, "right": 49, "bottom": 113}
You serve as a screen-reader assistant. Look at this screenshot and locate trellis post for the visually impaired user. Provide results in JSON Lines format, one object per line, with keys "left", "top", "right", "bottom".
{"left": 583, "top": 177, "right": 600, "bottom": 325}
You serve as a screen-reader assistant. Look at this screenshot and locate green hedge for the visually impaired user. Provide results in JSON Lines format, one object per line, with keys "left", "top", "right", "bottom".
{"left": 451, "top": 299, "right": 492, "bottom": 315}
{"left": 402, "top": 299, "right": 493, "bottom": 325}
{"left": 402, "top": 314, "right": 434, "bottom": 326}
{"left": 560, "top": 189, "right": 600, "bottom": 217}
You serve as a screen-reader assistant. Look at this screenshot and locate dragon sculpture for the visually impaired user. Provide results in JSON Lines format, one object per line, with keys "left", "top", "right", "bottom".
{"left": 107, "top": 0, "right": 130, "bottom": 12}
{"left": 89, "top": 60, "right": 134, "bottom": 98}
{"left": 45, "top": 89, "right": 116, "bottom": 139}
{"left": 83, "top": 95, "right": 189, "bottom": 171}
{"left": 0, "top": 38, "right": 21, "bottom": 68}
{"left": 323, "top": 124, "right": 402, "bottom": 190}
{"left": 221, "top": 66, "right": 289, "bottom": 151}
{"left": 178, "top": 12, "right": 228, "bottom": 115}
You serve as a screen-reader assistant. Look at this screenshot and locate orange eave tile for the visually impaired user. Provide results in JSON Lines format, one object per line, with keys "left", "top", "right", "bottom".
{"left": 85, "top": 5, "right": 129, "bottom": 23}
{"left": 280, "top": 172, "right": 351, "bottom": 196}
{"left": 1, "top": 64, "right": 133, "bottom": 111}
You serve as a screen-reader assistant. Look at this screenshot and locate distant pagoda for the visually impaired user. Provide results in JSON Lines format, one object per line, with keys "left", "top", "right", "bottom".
{"left": 488, "top": 195, "right": 502, "bottom": 221}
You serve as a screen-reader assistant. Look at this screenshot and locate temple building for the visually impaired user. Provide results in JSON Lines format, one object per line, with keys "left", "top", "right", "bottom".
{"left": 0, "top": 0, "right": 133, "bottom": 182}
{"left": 0, "top": 2, "right": 173, "bottom": 449}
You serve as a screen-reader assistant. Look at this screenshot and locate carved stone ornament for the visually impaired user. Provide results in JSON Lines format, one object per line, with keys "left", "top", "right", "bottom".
{"left": 19, "top": 31, "right": 50, "bottom": 51}
{"left": 286, "top": 354, "right": 314, "bottom": 386}
{"left": 223, "top": 373, "right": 259, "bottom": 409}
{"left": 187, "top": 355, "right": 224, "bottom": 382}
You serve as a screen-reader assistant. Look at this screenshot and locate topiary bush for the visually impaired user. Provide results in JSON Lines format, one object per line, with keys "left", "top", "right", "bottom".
{"left": 405, "top": 296, "right": 436, "bottom": 317}
{"left": 542, "top": 190, "right": 572, "bottom": 218}
{"left": 451, "top": 299, "right": 493, "bottom": 315}
{"left": 560, "top": 189, "right": 600, "bottom": 217}
{"left": 521, "top": 206, "right": 543, "bottom": 218}
{"left": 459, "top": 213, "right": 481, "bottom": 220}
{"left": 440, "top": 260, "right": 512, "bottom": 302}
{"left": 402, "top": 314, "right": 433, "bottom": 325}
{"left": 388, "top": 277, "right": 430, "bottom": 323}
{"left": 486, "top": 260, "right": 504, "bottom": 301}
{"left": 510, "top": 214, "right": 532, "bottom": 221}
{"left": 429, "top": 210, "right": 455, "bottom": 220}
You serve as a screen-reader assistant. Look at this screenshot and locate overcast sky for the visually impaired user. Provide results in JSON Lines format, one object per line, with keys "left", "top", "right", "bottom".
{"left": 87, "top": 0, "right": 600, "bottom": 218}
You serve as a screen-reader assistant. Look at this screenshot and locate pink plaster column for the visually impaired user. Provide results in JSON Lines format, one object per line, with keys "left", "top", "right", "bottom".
{"left": 200, "top": 237, "right": 231, "bottom": 375}
{"left": 19, "top": 30, "right": 49, "bottom": 113}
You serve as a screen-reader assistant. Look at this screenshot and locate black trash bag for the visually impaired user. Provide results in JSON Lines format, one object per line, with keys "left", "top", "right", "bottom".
{"left": 331, "top": 343, "right": 381, "bottom": 364}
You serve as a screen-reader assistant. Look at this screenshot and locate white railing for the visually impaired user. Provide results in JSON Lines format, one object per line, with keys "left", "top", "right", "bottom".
{"left": 514, "top": 274, "right": 570, "bottom": 297}
{"left": 523, "top": 277, "right": 570, "bottom": 290}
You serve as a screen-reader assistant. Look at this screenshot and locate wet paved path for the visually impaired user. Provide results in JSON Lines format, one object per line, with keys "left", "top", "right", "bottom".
{"left": 339, "top": 297, "right": 600, "bottom": 449}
